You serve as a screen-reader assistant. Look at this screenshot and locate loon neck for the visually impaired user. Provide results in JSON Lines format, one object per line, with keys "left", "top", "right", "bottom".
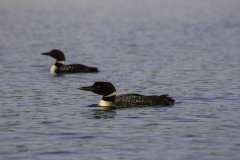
{"left": 99, "top": 100, "right": 114, "bottom": 107}
{"left": 99, "top": 92, "right": 116, "bottom": 107}
{"left": 51, "top": 61, "right": 65, "bottom": 73}
{"left": 55, "top": 61, "right": 65, "bottom": 67}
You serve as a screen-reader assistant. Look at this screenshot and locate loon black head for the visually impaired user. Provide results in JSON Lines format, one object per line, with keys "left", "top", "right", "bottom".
{"left": 41, "top": 49, "right": 66, "bottom": 62}
{"left": 78, "top": 82, "right": 116, "bottom": 106}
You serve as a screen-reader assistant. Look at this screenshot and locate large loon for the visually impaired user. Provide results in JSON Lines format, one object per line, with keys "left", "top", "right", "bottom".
{"left": 79, "top": 82, "right": 175, "bottom": 107}
{"left": 41, "top": 49, "right": 98, "bottom": 74}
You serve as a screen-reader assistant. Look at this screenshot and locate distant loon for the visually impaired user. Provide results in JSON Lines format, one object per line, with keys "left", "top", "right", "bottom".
{"left": 41, "top": 49, "right": 98, "bottom": 74}
{"left": 78, "top": 82, "right": 175, "bottom": 107}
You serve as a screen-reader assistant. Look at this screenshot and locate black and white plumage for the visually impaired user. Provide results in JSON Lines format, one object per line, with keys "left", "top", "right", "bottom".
{"left": 79, "top": 82, "right": 175, "bottom": 107}
{"left": 41, "top": 49, "right": 98, "bottom": 74}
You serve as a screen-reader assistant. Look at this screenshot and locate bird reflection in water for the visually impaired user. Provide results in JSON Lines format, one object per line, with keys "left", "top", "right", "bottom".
{"left": 87, "top": 104, "right": 117, "bottom": 119}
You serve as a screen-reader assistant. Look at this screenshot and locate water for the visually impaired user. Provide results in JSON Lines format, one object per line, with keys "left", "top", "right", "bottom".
{"left": 0, "top": 0, "right": 240, "bottom": 159}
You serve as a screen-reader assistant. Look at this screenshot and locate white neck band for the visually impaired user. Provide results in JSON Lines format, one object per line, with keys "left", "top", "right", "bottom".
{"left": 57, "top": 61, "right": 65, "bottom": 65}
{"left": 104, "top": 92, "right": 116, "bottom": 97}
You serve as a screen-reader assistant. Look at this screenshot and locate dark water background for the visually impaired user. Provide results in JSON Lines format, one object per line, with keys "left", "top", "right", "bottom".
{"left": 0, "top": 0, "right": 240, "bottom": 159}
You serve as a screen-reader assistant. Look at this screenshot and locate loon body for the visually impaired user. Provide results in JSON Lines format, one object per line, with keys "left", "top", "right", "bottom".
{"left": 41, "top": 49, "right": 98, "bottom": 74}
{"left": 79, "top": 82, "right": 175, "bottom": 107}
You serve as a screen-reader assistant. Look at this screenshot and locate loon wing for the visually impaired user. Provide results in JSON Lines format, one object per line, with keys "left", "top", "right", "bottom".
{"left": 115, "top": 94, "right": 152, "bottom": 107}
{"left": 58, "top": 64, "right": 98, "bottom": 73}
{"left": 115, "top": 94, "right": 174, "bottom": 107}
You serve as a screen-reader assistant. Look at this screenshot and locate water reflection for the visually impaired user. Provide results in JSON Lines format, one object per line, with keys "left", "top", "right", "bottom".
{"left": 89, "top": 108, "right": 117, "bottom": 119}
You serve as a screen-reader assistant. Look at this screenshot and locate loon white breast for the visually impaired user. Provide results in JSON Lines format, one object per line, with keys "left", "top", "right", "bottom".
{"left": 41, "top": 49, "right": 98, "bottom": 74}
{"left": 78, "top": 81, "right": 175, "bottom": 107}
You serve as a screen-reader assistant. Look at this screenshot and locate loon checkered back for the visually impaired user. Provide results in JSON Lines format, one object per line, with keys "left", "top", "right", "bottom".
{"left": 115, "top": 94, "right": 175, "bottom": 107}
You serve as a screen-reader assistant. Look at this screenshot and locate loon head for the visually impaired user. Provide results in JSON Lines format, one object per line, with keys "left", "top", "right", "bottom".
{"left": 78, "top": 82, "right": 116, "bottom": 107}
{"left": 41, "top": 49, "right": 66, "bottom": 62}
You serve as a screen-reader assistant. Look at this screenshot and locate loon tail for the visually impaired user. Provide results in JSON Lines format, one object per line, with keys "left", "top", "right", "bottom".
{"left": 148, "top": 94, "right": 175, "bottom": 105}
{"left": 89, "top": 67, "right": 98, "bottom": 72}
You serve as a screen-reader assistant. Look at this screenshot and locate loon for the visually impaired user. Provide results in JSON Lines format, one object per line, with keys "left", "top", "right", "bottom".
{"left": 78, "top": 82, "right": 175, "bottom": 107}
{"left": 41, "top": 49, "right": 98, "bottom": 74}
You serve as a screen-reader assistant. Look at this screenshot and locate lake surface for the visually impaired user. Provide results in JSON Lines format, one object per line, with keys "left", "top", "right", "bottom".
{"left": 0, "top": 0, "right": 240, "bottom": 159}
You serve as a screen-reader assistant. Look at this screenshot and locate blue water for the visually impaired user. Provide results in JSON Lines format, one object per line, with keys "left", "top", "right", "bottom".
{"left": 0, "top": 0, "right": 240, "bottom": 159}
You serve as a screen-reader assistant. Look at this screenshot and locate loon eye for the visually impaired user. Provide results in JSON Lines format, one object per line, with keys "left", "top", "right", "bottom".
{"left": 96, "top": 85, "right": 101, "bottom": 88}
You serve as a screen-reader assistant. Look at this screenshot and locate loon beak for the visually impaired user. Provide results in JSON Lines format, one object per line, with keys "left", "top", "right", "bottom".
{"left": 41, "top": 52, "right": 50, "bottom": 56}
{"left": 78, "top": 86, "right": 95, "bottom": 91}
